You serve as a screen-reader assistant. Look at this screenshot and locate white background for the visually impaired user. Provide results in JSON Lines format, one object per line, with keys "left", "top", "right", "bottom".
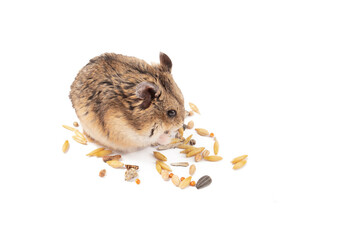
{"left": 1, "top": 0, "right": 359, "bottom": 239}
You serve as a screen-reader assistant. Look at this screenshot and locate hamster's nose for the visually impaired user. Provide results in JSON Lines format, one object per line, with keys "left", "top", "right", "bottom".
{"left": 164, "top": 130, "right": 169, "bottom": 134}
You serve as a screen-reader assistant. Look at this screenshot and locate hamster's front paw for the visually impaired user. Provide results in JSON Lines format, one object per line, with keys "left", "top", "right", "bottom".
{"left": 157, "top": 133, "right": 171, "bottom": 145}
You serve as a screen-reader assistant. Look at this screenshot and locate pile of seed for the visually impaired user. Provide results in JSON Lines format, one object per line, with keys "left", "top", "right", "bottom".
{"left": 62, "top": 102, "right": 248, "bottom": 189}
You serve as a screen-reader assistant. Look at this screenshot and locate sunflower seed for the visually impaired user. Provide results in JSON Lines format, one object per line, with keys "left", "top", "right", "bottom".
{"left": 196, "top": 175, "right": 212, "bottom": 189}
{"left": 156, "top": 142, "right": 182, "bottom": 150}
{"left": 170, "top": 162, "right": 189, "bottom": 167}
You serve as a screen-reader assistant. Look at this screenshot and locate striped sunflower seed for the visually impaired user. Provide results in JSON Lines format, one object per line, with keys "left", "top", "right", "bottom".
{"left": 196, "top": 175, "right": 212, "bottom": 189}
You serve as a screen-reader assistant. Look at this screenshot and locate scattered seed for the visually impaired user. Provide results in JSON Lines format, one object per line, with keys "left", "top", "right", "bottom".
{"left": 86, "top": 147, "right": 105, "bottom": 156}
{"left": 195, "top": 154, "right": 202, "bottom": 162}
{"left": 178, "top": 127, "right": 184, "bottom": 138}
{"left": 156, "top": 162, "right": 162, "bottom": 174}
{"left": 171, "top": 175, "right": 180, "bottom": 186}
{"left": 186, "top": 147, "right": 205, "bottom": 157}
{"left": 189, "top": 164, "right": 196, "bottom": 176}
{"left": 213, "top": 138, "right": 219, "bottom": 155}
{"left": 135, "top": 178, "right": 141, "bottom": 184}
{"left": 187, "top": 120, "right": 194, "bottom": 129}
{"left": 103, "top": 154, "right": 121, "bottom": 162}
{"left": 171, "top": 138, "right": 183, "bottom": 144}
{"left": 190, "top": 181, "right": 196, "bottom": 187}
{"left": 203, "top": 155, "right": 223, "bottom": 161}
{"left": 177, "top": 144, "right": 194, "bottom": 149}
{"left": 202, "top": 150, "right": 210, "bottom": 158}
{"left": 180, "top": 147, "right": 196, "bottom": 154}
{"left": 62, "top": 140, "right": 69, "bottom": 153}
{"left": 157, "top": 142, "right": 182, "bottom": 150}
{"left": 184, "top": 134, "right": 193, "bottom": 144}
{"left": 125, "top": 164, "right": 139, "bottom": 170}
{"left": 195, "top": 128, "right": 209, "bottom": 136}
{"left": 231, "top": 155, "right": 248, "bottom": 164}
{"left": 170, "top": 162, "right": 189, "bottom": 167}
{"left": 157, "top": 161, "right": 172, "bottom": 171}
{"left": 210, "top": 133, "right": 215, "bottom": 137}
{"left": 169, "top": 173, "right": 174, "bottom": 178}
{"left": 73, "top": 122, "right": 79, "bottom": 127}
{"left": 74, "top": 130, "right": 86, "bottom": 141}
{"left": 72, "top": 135, "right": 87, "bottom": 145}
{"left": 180, "top": 177, "right": 185, "bottom": 181}
{"left": 62, "top": 125, "right": 76, "bottom": 131}
{"left": 189, "top": 139, "right": 196, "bottom": 146}
{"left": 153, "top": 151, "right": 167, "bottom": 161}
{"left": 196, "top": 175, "right": 212, "bottom": 189}
{"left": 179, "top": 176, "right": 192, "bottom": 189}
{"left": 189, "top": 102, "right": 200, "bottom": 114}
{"left": 93, "top": 149, "right": 112, "bottom": 157}
{"left": 106, "top": 160, "right": 124, "bottom": 169}
{"left": 233, "top": 160, "right": 247, "bottom": 170}
{"left": 161, "top": 170, "right": 170, "bottom": 181}
{"left": 125, "top": 168, "right": 138, "bottom": 181}
{"left": 99, "top": 169, "right": 106, "bottom": 178}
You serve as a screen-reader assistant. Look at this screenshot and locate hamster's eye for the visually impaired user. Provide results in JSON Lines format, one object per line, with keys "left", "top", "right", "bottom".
{"left": 167, "top": 110, "right": 177, "bottom": 117}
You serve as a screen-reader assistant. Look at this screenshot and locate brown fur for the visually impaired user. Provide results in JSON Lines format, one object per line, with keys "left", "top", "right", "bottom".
{"left": 69, "top": 52, "right": 185, "bottom": 152}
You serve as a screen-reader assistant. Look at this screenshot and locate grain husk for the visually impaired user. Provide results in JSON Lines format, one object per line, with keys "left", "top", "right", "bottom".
{"left": 106, "top": 160, "right": 124, "bottom": 169}
{"left": 179, "top": 176, "right": 192, "bottom": 189}
{"left": 153, "top": 151, "right": 167, "bottom": 161}
{"left": 62, "top": 140, "right": 69, "bottom": 153}
{"left": 233, "top": 160, "right": 247, "bottom": 170}
{"left": 231, "top": 155, "right": 248, "bottom": 164}
{"left": 213, "top": 138, "right": 219, "bottom": 155}
{"left": 86, "top": 147, "right": 105, "bottom": 156}
{"left": 72, "top": 135, "right": 87, "bottom": 145}
{"left": 93, "top": 149, "right": 112, "bottom": 157}
{"left": 195, "top": 128, "right": 209, "bottom": 136}
{"left": 157, "top": 161, "right": 172, "bottom": 171}
{"left": 203, "top": 155, "right": 223, "bottom": 161}
{"left": 103, "top": 154, "right": 122, "bottom": 162}
{"left": 186, "top": 147, "right": 205, "bottom": 157}
{"left": 189, "top": 103, "right": 200, "bottom": 114}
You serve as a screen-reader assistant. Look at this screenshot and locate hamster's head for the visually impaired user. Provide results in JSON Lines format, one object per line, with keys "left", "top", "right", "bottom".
{"left": 130, "top": 52, "right": 185, "bottom": 144}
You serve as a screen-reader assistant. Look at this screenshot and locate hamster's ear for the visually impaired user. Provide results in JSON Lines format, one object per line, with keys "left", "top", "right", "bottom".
{"left": 135, "top": 82, "right": 160, "bottom": 109}
{"left": 159, "top": 52, "right": 172, "bottom": 73}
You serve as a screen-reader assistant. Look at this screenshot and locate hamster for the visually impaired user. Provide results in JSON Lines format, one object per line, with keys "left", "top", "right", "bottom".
{"left": 69, "top": 52, "right": 185, "bottom": 152}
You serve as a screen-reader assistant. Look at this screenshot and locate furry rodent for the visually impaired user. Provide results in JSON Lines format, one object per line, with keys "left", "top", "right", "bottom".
{"left": 69, "top": 52, "right": 185, "bottom": 152}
